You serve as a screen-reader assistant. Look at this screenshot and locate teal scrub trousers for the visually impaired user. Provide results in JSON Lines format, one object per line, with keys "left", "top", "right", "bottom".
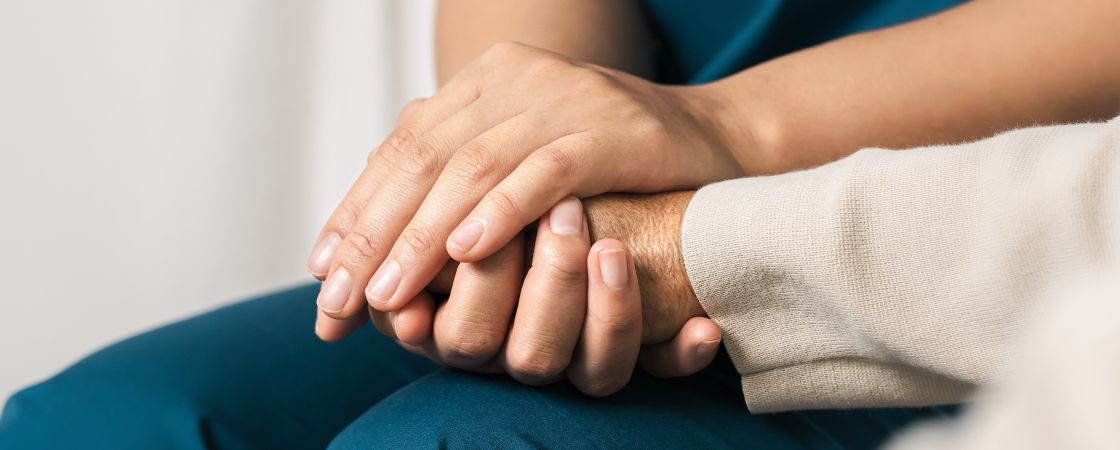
{"left": 0, "top": 284, "right": 954, "bottom": 449}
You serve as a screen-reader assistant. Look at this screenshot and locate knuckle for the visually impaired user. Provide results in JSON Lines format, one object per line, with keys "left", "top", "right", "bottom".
{"left": 397, "top": 226, "right": 437, "bottom": 260}
{"left": 443, "top": 338, "right": 497, "bottom": 366}
{"left": 506, "top": 341, "right": 568, "bottom": 383}
{"left": 365, "top": 147, "right": 379, "bottom": 165}
{"left": 486, "top": 188, "right": 523, "bottom": 220}
{"left": 378, "top": 128, "right": 420, "bottom": 163}
{"left": 448, "top": 142, "right": 497, "bottom": 185}
{"left": 532, "top": 147, "right": 577, "bottom": 179}
{"left": 330, "top": 201, "right": 366, "bottom": 236}
{"left": 576, "top": 376, "right": 628, "bottom": 398}
{"left": 631, "top": 112, "right": 668, "bottom": 142}
{"left": 394, "top": 139, "right": 443, "bottom": 180}
{"left": 508, "top": 357, "right": 566, "bottom": 385}
{"left": 591, "top": 309, "right": 641, "bottom": 339}
{"left": 342, "top": 226, "right": 384, "bottom": 263}
{"left": 481, "top": 41, "right": 526, "bottom": 65}
{"left": 441, "top": 320, "right": 501, "bottom": 366}
{"left": 535, "top": 249, "right": 586, "bottom": 284}
{"left": 522, "top": 56, "right": 569, "bottom": 79}
{"left": 396, "top": 98, "right": 426, "bottom": 125}
{"left": 573, "top": 68, "right": 616, "bottom": 94}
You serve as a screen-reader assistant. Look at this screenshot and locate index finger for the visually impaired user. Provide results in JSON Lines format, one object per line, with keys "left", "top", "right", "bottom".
{"left": 306, "top": 98, "right": 432, "bottom": 280}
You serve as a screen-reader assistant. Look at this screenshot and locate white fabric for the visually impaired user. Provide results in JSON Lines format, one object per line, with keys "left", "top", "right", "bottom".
{"left": 886, "top": 270, "right": 1120, "bottom": 450}
{"left": 0, "top": 0, "right": 437, "bottom": 401}
{"left": 682, "top": 117, "right": 1120, "bottom": 412}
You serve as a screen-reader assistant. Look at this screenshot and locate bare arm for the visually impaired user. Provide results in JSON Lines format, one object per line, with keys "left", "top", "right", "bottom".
{"left": 694, "top": 0, "right": 1120, "bottom": 174}
{"left": 314, "top": 0, "right": 1119, "bottom": 350}
{"left": 436, "top": 0, "right": 655, "bottom": 84}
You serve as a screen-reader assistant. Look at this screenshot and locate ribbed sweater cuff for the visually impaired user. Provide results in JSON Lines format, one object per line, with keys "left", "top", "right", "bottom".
{"left": 681, "top": 172, "right": 970, "bottom": 412}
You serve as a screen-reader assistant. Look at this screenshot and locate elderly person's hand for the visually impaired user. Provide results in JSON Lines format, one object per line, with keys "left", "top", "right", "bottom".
{"left": 369, "top": 193, "right": 720, "bottom": 396}
{"left": 306, "top": 42, "right": 745, "bottom": 338}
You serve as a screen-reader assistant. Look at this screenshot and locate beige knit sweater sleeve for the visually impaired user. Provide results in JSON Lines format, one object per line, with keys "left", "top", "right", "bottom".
{"left": 681, "top": 116, "right": 1120, "bottom": 413}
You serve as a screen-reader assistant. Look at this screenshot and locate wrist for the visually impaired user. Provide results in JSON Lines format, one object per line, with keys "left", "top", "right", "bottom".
{"left": 584, "top": 191, "right": 703, "bottom": 343}
{"left": 661, "top": 191, "right": 700, "bottom": 309}
{"left": 680, "top": 74, "right": 789, "bottom": 176}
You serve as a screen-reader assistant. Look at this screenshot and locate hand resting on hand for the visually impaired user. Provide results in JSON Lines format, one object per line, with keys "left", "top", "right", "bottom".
{"left": 366, "top": 192, "right": 721, "bottom": 396}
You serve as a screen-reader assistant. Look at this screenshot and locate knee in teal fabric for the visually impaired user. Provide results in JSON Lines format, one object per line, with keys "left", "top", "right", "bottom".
{"left": 329, "top": 354, "right": 945, "bottom": 450}
{"left": 0, "top": 284, "right": 436, "bottom": 450}
{"left": 1, "top": 285, "right": 951, "bottom": 450}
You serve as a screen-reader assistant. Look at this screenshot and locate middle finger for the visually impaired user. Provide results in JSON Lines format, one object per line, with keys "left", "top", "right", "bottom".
{"left": 500, "top": 197, "right": 590, "bottom": 385}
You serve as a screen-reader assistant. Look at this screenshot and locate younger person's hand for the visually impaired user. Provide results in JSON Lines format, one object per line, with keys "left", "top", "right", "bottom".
{"left": 307, "top": 42, "right": 744, "bottom": 339}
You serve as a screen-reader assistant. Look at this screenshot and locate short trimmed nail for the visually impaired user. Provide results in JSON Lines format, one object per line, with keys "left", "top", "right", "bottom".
{"left": 598, "top": 249, "right": 628, "bottom": 291}
{"left": 307, "top": 232, "right": 341, "bottom": 276}
{"left": 549, "top": 197, "right": 582, "bottom": 236}
{"left": 696, "top": 339, "right": 721, "bottom": 359}
{"left": 317, "top": 268, "right": 352, "bottom": 313}
{"left": 449, "top": 219, "right": 485, "bottom": 252}
{"left": 366, "top": 260, "right": 401, "bottom": 305}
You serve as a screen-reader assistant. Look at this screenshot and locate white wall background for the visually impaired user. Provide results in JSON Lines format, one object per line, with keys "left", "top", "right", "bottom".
{"left": 0, "top": 0, "right": 437, "bottom": 402}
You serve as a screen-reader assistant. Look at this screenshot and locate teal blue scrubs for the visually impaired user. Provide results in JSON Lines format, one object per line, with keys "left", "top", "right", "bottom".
{"left": 0, "top": 1, "right": 965, "bottom": 448}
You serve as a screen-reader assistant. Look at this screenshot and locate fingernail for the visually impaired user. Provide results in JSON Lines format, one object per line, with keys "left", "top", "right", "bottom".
{"left": 317, "top": 268, "right": 352, "bottom": 313}
{"left": 598, "top": 248, "right": 628, "bottom": 291}
{"left": 549, "top": 197, "right": 582, "bottom": 236}
{"left": 449, "top": 218, "right": 485, "bottom": 253}
{"left": 696, "top": 339, "right": 721, "bottom": 359}
{"left": 366, "top": 260, "right": 401, "bottom": 305}
{"left": 314, "top": 319, "right": 325, "bottom": 339}
{"left": 307, "top": 232, "right": 341, "bottom": 276}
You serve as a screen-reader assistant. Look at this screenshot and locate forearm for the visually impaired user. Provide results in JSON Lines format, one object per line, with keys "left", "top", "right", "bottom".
{"left": 690, "top": 0, "right": 1120, "bottom": 175}
{"left": 436, "top": 0, "right": 655, "bottom": 84}
{"left": 682, "top": 116, "right": 1120, "bottom": 411}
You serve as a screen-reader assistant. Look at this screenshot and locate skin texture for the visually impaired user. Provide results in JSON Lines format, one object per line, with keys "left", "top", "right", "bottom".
{"left": 698, "top": 0, "right": 1120, "bottom": 174}
{"left": 310, "top": 3, "right": 723, "bottom": 388}
{"left": 370, "top": 193, "right": 717, "bottom": 396}
{"left": 310, "top": 44, "right": 741, "bottom": 326}
{"left": 309, "top": 0, "right": 1120, "bottom": 392}
{"left": 311, "top": 0, "right": 1120, "bottom": 337}
{"left": 583, "top": 192, "right": 702, "bottom": 344}
{"left": 311, "top": 0, "right": 703, "bottom": 341}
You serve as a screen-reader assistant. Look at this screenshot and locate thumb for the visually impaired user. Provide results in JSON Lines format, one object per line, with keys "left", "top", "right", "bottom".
{"left": 637, "top": 317, "right": 722, "bottom": 378}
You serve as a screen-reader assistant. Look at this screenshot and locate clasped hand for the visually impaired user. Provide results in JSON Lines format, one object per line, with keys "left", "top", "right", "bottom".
{"left": 307, "top": 42, "right": 737, "bottom": 395}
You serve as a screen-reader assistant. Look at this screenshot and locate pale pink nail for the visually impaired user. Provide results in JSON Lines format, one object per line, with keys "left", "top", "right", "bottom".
{"left": 307, "top": 232, "right": 341, "bottom": 277}
{"left": 598, "top": 249, "right": 628, "bottom": 291}
{"left": 317, "top": 268, "right": 352, "bottom": 313}
{"left": 696, "top": 339, "right": 721, "bottom": 359}
{"left": 449, "top": 219, "right": 485, "bottom": 253}
{"left": 366, "top": 260, "right": 401, "bottom": 305}
{"left": 549, "top": 197, "right": 582, "bottom": 236}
